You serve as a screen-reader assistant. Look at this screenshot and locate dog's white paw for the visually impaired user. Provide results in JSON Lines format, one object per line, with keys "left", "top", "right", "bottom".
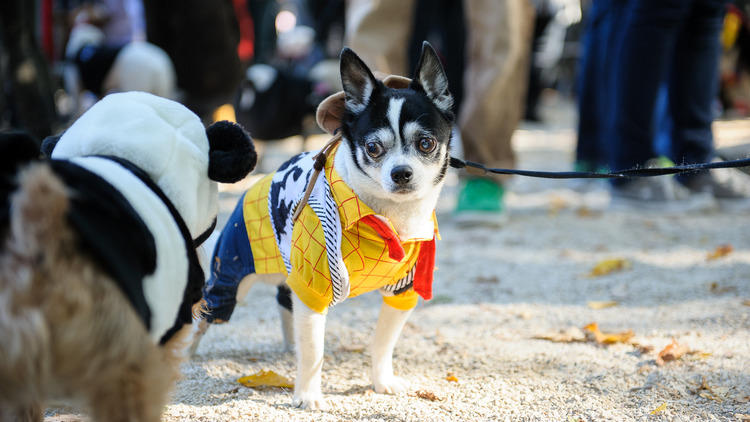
{"left": 292, "top": 390, "right": 327, "bottom": 410}
{"left": 373, "top": 374, "right": 409, "bottom": 394}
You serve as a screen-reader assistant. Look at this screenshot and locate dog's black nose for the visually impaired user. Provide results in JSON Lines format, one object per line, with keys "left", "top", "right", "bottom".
{"left": 391, "top": 166, "right": 413, "bottom": 185}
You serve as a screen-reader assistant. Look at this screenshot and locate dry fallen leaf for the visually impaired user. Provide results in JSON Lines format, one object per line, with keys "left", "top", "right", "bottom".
{"left": 743, "top": 299, "right": 750, "bottom": 307}
{"left": 707, "top": 244, "right": 733, "bottom": 261}
{"left": 237, "top": 370, "right": 293, "bottom": 389}
{"left": 694, "top": 377, "right": 725, "bottom": 403}
{"left": 632, "top": 343, "right": 654, "bottom": 354}
{"left": 735, "top": 414, "right": 750, "bottom": 421}
{"left": 340, "top": 344, "right": 365, "bottom": 353}
{"left": 445, "top": 373, "right": 459, "bottom": 383}
{"left": 650, "top": 402, "right": 667, "bottom": 415}
{"left": 587, "top": 258, "right": 631, "bottom": 277}
{"left": 587, "top": 300, "right": 619, "bottom": 310}
{"left": 548, "top": 196, "right": 567, "bottom": 216}
{"left": 656, "top": 339, "right": 689, "bottom": 365}
{"left": 412, "top": 390, "right": 442, "bottom": 401}
{"left": 583, "top": 322, "right": 634, "bottom": 345}
{"left": 533, "top": 326, "right": 586, "bottom": 343}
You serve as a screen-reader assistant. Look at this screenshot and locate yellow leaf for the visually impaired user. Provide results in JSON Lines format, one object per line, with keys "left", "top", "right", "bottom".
{"left": 445, "top": 373, "right": 459, "bottom": 383}
{"left": 742, "top": 299, "right": 750, "bottom": 307}
{"left": 583, "top": 322, "right": 634, "bottom": 344}
{"left": 237, "top": 370, "right": 293, "bottom": 389}
{"left": 587, "top": 258, "right": 630, "bottom": 277}
{"left": 707, "top": 244, "right": 733, "bottom": 261}
{"left": 650, "top": 403, "right": 667, "bottom": 414}
{"left": 587, "top": 301, "right": 618, "bottom": 310}
{"left": 656, "top": 339, "right": 689, "bottom": 365}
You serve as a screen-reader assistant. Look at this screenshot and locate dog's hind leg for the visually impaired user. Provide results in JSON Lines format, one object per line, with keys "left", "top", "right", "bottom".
{"left": 371, "top": 302, "right": 413, "bottom": 394}
{"left": 276, "top": 284, "right": 294, "bottom": 351}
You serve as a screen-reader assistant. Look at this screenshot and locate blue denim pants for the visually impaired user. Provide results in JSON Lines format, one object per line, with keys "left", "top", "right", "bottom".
{"left": 201, "top": 194, "right": 255, "bottom": 322}
{"left": 576, "top": 0, "right": 630, "bottom": 168}
{"left": 609, "top": 0, "right": 729, "bottom": 175}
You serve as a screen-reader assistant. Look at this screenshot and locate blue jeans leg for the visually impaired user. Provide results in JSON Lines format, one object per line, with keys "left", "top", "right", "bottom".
{"left": 609, "top": 0, "right": 694, "bottom": 172}
{"left": 669, "top": 0, "right": 728, "bottom": 165}
{"left": 202, "top": 194, "right": 256, "bottom": 323}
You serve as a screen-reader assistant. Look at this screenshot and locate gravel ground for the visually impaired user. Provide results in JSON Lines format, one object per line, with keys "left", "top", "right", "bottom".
{"left": 47, "top": 106, "right": 750, "bottom": 421}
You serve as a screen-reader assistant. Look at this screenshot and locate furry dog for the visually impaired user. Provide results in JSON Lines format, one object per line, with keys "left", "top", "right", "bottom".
{"left": 0, "top": 92, "right": 256, "bottom": 421}
{"left": 193, "top": 42, "right": 454, "bottom": 410}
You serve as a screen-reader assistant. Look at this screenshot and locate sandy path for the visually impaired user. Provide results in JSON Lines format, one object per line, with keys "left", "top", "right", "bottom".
{"left": 162, "top": 119, "right": 750, "bottom": 422}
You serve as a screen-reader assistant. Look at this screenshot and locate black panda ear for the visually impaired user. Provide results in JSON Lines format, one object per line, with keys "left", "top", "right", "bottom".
{"left": 206, "top": 121, "right": 257, "bottom": 183}
{"left": 41, "top": 134, "right": 61, "bottom": 157}
{"left": 0, "top": 131, "right": 41, "bottom": 177}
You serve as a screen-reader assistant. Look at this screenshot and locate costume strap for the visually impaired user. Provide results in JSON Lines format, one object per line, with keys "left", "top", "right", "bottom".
{"left": 292, "top": 132, "right": 342, "bottom": 222}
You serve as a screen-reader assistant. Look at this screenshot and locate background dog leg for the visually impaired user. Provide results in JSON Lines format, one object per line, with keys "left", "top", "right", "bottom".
{"left": 276, "top": 285, "right": 294, "bottom": 351}
{"left": 291, "top": 294, "right": 327, "bottom": 410}
{"left": 371, "top": 302, "right": 413, "bottom": 394}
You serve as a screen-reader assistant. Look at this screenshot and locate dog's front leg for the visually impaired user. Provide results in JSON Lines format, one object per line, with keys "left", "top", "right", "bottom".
{"left": 371, "top": 302, "right": 413, "bottom": 394}
{"left": 291, "top": 294, "right": 327, "bottom": 410}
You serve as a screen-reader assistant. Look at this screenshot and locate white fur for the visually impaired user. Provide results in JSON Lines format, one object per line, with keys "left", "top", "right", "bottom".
{"left": 386, "top": 98, "right": 404, "bottom": 142}
{"left": 345, "top": 78, "right": 373, "bottom": 114}
{"left": 52, "top": 92, "right": 218, "bottom": 240}
{"left": 292, "top": 295, "right": 328, "bottom": 410}
{"left": 71, "top": 156, "right": 188, "bottom": 342}
{"left": 371, "top": 301, "right": 413, "bottom": 394}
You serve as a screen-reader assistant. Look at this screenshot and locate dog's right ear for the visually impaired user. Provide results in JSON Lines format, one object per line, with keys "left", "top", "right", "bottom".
{"left": 340, "top": 48, "right": 379, "bottom": 115}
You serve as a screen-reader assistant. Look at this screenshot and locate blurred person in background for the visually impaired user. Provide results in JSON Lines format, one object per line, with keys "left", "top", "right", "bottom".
{"left": 0, "top": 0, "right": 60, "bottom": 140}
{"left": 574, "top": 0, "right": 629, "bottom": 175}
{"left": 607, "top": 0, "right": 750, "bottom": 209}
{"left": 346, "top": 0, "right": 535, "bottom": 225}
{"left": 143, "top": 0, "right": 243, "bottom": 122}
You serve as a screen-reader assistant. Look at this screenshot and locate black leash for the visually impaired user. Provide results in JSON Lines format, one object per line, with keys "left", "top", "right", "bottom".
{"left": 449, "top": 157, "right": 750, "bottom": 179}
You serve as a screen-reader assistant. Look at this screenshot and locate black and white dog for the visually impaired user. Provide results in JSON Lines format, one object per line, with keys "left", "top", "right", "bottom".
{"left": 195, "top": 42, "right": 455, "bottom": 410}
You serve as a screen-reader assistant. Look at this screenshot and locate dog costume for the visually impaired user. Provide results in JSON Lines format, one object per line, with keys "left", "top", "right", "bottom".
{"left": 202, "top": 75, "right": 438, "bottom": 320}
{"left": 4, "top": 92, "right": 256, "bottom": 343}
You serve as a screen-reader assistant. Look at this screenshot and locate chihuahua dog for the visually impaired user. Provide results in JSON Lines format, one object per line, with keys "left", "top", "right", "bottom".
{"left": 195, "top": 42, "right": 455, "bottom": 410}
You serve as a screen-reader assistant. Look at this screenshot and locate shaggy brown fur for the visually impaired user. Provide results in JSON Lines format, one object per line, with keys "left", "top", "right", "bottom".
{"left": 0, "top": 164, "right": 189, "bottom": 422}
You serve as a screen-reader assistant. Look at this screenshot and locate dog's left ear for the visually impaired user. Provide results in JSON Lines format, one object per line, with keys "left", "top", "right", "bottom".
{"left": 412, "top": 41, "right": 454, "bottom": 117}
{"left": 206, "top": 121, "right": 257, "bottom": 183}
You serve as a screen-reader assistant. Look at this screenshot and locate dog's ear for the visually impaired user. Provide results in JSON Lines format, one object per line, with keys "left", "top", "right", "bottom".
{"left": 340, "top": 47, "right": 379, "bottom": 114}
{"left": 206, "top": 121, "right": 257, "bottom": 183}
{"left": 41, "top": 134, "right": 61, "bottom": 157}
{"left": 412, "top": 41, "right": 454, "bottom": 117}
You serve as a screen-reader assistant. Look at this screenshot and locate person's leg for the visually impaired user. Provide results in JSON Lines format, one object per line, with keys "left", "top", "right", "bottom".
{"left": 459, "top": 0, "right": 534, "bottom": 172}
{"left": 454, "top": 0, "right": 534, "bottom": 222}
{"left": 668, "top": 0, "right": 727, "bottom": 165}
{"left": 609, "top": 0, "right": 692, "bottom": 172}
{"left": 345, "top": 0, "right": 417, "bottom": 76}
{"left": 576, "top": 0, "right": 613, "bottom": 169}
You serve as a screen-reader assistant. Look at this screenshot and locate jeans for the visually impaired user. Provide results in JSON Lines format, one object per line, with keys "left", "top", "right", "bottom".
{"left": 201, "top": 194, "right": 255, "bottom": 323}
{"left": 609, "top": 0, "right": 728, "bottom": 174}
{"left": 576, "top": 0, "right": 630, "bottom": 168}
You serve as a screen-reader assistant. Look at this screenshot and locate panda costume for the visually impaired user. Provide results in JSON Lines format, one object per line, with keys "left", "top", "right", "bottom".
{"left": 10, "top": 92, "right": 256, "bottom": 343}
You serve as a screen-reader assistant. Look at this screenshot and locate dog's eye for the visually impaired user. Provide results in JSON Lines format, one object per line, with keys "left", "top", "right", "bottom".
{"left": 366, "top": 142, "right": 384, "bottom": 158}
{"left": 417, "top": 137, "right": 436, "bottom": 154}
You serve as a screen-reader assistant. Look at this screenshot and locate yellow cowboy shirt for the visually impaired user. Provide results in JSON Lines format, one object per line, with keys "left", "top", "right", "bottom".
{"left": 241, "top": 147, "right": 438, "bottom": 314}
